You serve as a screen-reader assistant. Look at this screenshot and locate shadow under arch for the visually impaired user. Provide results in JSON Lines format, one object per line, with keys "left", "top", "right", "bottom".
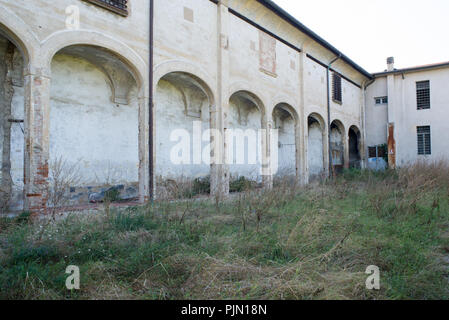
{"left": 47, "top": 42, "right": 144, "bottom": 206}
{"left": 154, "top": 70, "right": 217, "bottom": 198}
{"left": 41, "top": 30, "right": 146, "bottom": 90}
{"left": 330, "top": 119, "right": 346, "bottom": 174}
{"left": 307, "top": 112, "right": 327, "bottom": 179}
{"left": 348, "top": 125, "right": 362, "bottom": 168}
{"left": 272, "top": 103, "right": 299, "bottom": 179}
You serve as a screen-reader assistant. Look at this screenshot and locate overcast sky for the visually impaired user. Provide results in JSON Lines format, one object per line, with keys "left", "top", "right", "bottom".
{"left": 272, "top": 0, "right": 449, "bottom": 73}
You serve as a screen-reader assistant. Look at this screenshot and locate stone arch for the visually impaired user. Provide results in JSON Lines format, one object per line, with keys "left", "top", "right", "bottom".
{"left": 228, "top": 89, "right": 266, "bottom": 184}
{"left": 228, "top": 82, "right": 267, "bottom": 121}
{"left": 348, "top": 125, "right": 362, "bottom": 168}
{"left": 307, "top": 112, "right": 327, "bottom": 179}
{"left": 154, "top": 69, "right": 216, "bottom": 198}
{"left": 40, "top": 30, "right": 146, "bottom": 91}
{"left": 330, "top": 119, "right": 346, "bottom": 174}
{"left": 154, "top": 60, "right": 216, "bottom": 103}
{"left": 45, "top": 36, "right": 146, "bottom": 206}
{"left": 273, "top": 103, "right": 299, "bottom": 178}
{"left": 0, "top": 6, "right": 39, "bottom": 66}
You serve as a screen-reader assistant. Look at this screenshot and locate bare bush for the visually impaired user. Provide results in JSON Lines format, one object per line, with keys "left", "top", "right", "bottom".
{"left": 47, "top": 157, "right": 83, "bottom": 218}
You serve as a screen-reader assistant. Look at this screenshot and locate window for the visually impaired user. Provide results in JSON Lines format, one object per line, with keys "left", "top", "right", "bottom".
{"left": 375, "top": 96, "right": 388, "bottom": 105}
{"left": 416, "top": 80, "right": 430, "bottom": 110}
{"left": 417, "top": 126, "right": 431, "bottom": 155}
{"left": 332, "top": 73, "right": 342, "bottom": 104}
{"left": 84, "top": 0, "right": 128, "bottom": 16}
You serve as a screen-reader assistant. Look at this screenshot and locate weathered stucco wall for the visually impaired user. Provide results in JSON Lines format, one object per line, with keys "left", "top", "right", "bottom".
{"left": 274, "top": 107, "right": 296, "bottom": 176}
{"left": 49, "top": 54, "right": 139, "bottom": 186}
{"left": 0, "top": 0, "right": 370, "bottom": 211}
{"left": 155, "top": 78, "right": 211, "bottom": 180}
{"left": 365, "top": 77, "right": 388, "bottom": 148}
{"left": 228, "top": 95, "right": 263, "bottom": 181}
{"left": 308, "top": 121, "right": 324, "bottom": 177}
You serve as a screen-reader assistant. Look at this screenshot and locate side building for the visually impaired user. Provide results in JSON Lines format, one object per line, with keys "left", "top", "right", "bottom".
{"left": 365, "top": 58, "right": 449, "bottom": 168}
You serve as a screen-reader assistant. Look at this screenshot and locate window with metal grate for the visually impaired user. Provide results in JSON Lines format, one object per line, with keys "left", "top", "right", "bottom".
{"left": 375, "top": 96, "right": 388, "bottom": 105}
{"left": 84, "top": 0, "right": 128, "bottom": 16}
{"left": 332, "top": 73, "right": 342, "bottom": 104}
{"left": 417, "top": 126, "right": 431, "bottom": 155}
{"left": 416, "top": 80, "right": 430, "bottom": 110}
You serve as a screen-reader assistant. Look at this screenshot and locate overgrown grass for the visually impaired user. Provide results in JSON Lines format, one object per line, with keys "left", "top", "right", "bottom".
{"left": 1, "top": 162, "right": 448, "bottom": 300}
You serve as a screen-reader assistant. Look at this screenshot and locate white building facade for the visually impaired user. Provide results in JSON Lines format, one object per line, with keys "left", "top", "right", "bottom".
{"left": 365, "top": 58, "right": 449, "bottom": 168}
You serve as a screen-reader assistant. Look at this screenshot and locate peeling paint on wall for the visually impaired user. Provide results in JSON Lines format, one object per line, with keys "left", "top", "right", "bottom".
{"left": 259, "top": 30, "right": 277, "bottom": 76}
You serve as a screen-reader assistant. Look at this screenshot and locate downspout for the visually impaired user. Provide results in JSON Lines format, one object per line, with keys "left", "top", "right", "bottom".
{"left": 149, "top": 0, "right": 154, "bottom": 201}
{"left": 362, "top": 78, "right": 375, "bottom": 169}
{"left": 326, "top": 54, "right": 341, "bottom": 176}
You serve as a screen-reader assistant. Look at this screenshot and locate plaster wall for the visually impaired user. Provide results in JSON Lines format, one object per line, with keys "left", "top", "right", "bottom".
{"left": 49, "top": 54, "right": 139, "bottom": 186}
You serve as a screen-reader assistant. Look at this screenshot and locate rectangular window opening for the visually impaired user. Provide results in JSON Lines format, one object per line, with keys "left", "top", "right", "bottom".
{"left": 417, "top": 126, "right": 431, "bottom": 155}
{"left": 375, "top": 96, "right": 388, "bottom": 105}
{"left": 416, "top": 80, "right": 430, "bottom": 110}
{"left": 332, "top": 73, "right": 342, "bottom": 104}
{"left": 84, "top": 0, "right": 128, "bottom": 16}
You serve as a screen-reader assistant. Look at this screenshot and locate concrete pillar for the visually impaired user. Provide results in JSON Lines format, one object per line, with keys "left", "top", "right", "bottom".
{"left": 212, "top": 0, "right": 230, "bottom": 198}
{"left": 138, "top": 95, "right": 150, "bottom": 203}
{"left": 23, "top": 66, "right": 51, "bottom": 214}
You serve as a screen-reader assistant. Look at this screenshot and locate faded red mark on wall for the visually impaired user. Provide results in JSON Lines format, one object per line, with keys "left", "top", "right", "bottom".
{"left": 388, "top": 123, "right": 396, "bottom": 169}
{"left": 259, "top": 30, "right": 276, "bottom": 75}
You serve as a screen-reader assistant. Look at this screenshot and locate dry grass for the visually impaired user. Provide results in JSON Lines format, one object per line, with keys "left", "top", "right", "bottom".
{"left": 0, "top": 163, "right": 448, "bottom": 300}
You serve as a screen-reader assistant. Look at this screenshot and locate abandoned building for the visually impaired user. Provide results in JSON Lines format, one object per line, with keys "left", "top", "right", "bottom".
{"left": 0, "top": 0, "right": 447, "bottom": 214}
{"left": 366, "top": 58, "right": 449, "bottom": 169}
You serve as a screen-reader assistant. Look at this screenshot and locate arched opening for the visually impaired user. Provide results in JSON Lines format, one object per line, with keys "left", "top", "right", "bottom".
{"left": 330, "top": 120, "right": 345, "bottom": 175}
{"left": 349, "top": 126, "right": 362, "bottom": 169}
{"left": 307, "top": 113, "right": 326, "bottom": 180}
{"left": 228, "top": 91, "right": 264, "bottom": 187}
{"left": 155, "top": 72, "right": 214, "bottom": 198}
{"left": 0, "top": 29, "right": 26, "bottom": 213}
{"left": 49, "top": 45, "right": 140, "bottom": 206}
{"left": 273, "top": 103, "right": 297, "bottom": 179}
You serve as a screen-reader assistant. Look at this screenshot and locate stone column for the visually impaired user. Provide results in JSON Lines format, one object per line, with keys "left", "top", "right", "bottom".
{"left": 138, "top": 94, "right": 150, "bottom": 203}
{"left": 23, "top": 66, "right": 51, "bottom": 214}
{"left": 211, "top": 0, "right": 230, "bottom": 198}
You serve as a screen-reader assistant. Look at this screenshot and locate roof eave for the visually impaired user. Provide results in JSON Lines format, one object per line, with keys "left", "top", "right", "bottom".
{"left": 257, "top": 0, "right": 373, "bottom": 80}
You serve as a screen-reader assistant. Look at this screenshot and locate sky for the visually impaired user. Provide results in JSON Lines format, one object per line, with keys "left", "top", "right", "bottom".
{"left": 272, "top": 0, "right": 449, "bottom": 73}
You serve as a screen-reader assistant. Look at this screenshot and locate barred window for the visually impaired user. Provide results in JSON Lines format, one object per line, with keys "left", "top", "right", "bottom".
{"left": 417, "top": 126, "right": 431, "bottom": 155}
{"left": 332, "top": 73, "right": 342, "bottom": 104}
{"left": 84, "top": 0, "right": 128, "bottom": 16}
{"left": 375, "top": 96, "right": 388, "bottom": 105}
{"left": 416, "top": 81, "right": 430, "bottom": 110}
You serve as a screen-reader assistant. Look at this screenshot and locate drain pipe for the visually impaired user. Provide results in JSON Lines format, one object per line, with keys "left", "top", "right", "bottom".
{"left": 149, "top": 0, "right": 154, "bottom": 201}
{"left": 327, "top": 54, "right": 341, "bottom": 177}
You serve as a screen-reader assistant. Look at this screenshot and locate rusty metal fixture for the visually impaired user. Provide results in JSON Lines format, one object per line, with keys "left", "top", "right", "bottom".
{"left": 83, "top": 0, "right": 128, "bottom": 16}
